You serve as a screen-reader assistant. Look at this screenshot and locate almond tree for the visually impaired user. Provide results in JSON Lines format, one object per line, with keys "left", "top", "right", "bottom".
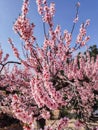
{"left": 0, "top": 0, "right": 98, "bottom": 130}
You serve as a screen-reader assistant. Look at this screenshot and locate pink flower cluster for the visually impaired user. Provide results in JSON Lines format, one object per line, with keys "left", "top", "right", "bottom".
{"left": 36, "top": 0, "right": 55, "bottom": 27}
{"left": 57, "top": 117, "right": 69, "bottom": 130}
{"left": 76, "top": 20, "right": 90, "bottom": 46}
{"left": 13, "top": 0, "right": 35, "bottom": 42}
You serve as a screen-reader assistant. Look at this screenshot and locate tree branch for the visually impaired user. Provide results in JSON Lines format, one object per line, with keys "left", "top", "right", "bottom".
{"left": 0, "top": 61, "right": 21, "bottom": 73}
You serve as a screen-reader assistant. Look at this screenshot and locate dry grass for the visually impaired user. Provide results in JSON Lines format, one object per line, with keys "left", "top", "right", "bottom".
{"left": 46, "top": 119, "right": 98, "bottom": 130}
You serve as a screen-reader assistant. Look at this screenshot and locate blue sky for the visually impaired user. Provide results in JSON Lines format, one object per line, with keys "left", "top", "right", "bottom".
{"left": 0, "top": 0, "right": 98, "bottom": 60}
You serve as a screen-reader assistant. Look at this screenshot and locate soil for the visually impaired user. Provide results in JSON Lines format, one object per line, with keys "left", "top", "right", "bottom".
{"left": 0, "top": 113, "right": 23, "bottom": 130}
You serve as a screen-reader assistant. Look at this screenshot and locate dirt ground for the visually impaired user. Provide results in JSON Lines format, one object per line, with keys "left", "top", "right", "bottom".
{"left": 46, "top": 119, "right": 98, "bottom": 130}
{"left": 0, "top": 111, "right": 98, "bottom": 130}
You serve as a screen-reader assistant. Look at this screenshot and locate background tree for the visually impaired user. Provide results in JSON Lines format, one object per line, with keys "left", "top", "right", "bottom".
{"left": 84, "top": 44, "right": 98, "bottom": 61}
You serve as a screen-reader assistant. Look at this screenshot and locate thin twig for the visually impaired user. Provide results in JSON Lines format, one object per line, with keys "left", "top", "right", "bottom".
{"left": 71, "top": 3, "right": 80, "bottom": 35}
{"left": 43, "top": 22, "right": 48, "bottom": 39}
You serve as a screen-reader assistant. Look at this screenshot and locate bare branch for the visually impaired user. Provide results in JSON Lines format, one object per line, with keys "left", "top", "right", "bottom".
{"left": 71, "top": 2, "right": 80, "bottom": 35}
{"left": 0, "top": 61, "right": 21, "bottom": 73}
